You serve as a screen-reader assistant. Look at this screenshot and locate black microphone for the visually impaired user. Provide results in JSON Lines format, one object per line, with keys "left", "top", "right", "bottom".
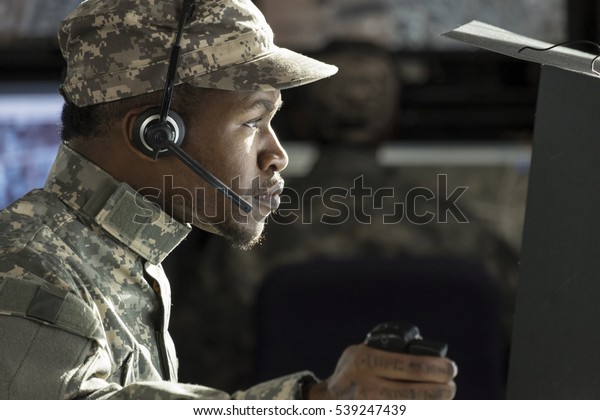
{"left": 365, "top": 321, "right": 448, "bottom": 357}
{"left": 168, "top": 143, "right": 253, "bottom": 214}
{"left": 155, "top": 135, "right": 253, "bottom": 214}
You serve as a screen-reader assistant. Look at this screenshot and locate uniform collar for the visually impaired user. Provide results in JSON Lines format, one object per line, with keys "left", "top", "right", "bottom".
{"left": 44, "top": 144, "right": 191, "bottom": 265}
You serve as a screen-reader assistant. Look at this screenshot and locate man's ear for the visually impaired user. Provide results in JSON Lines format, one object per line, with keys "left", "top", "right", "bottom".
{"left": 122, "top": 107, "right": 157, "bottom": 161}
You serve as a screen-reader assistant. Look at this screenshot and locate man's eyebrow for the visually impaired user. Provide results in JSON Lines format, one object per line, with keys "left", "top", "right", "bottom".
{"left": 245, "top": 98, "right": 284, "bottom": 113}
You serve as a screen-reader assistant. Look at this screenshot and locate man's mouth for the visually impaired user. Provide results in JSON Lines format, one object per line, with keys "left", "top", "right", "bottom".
{"left": 253, "top": 181, "right": 284, "bottom": 211}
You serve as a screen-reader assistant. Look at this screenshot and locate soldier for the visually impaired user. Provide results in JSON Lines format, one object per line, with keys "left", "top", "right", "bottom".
{"left": 0, "top": 0, "right": 456, "bottom": 399}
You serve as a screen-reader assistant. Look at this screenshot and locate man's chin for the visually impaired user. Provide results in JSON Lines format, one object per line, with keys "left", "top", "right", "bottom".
{"left": 210, "top": 219, "right": 266, "bottom": 251}
{"left": 224, "top": 224, "right": 265, "bottom": 250}
{"left": 227, "top": 233, "right": 264, "bottom": 251}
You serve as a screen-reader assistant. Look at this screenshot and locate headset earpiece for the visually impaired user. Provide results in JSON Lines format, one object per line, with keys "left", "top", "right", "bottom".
{"left": 131, "top": 107, "right": 186, "bottom": 159}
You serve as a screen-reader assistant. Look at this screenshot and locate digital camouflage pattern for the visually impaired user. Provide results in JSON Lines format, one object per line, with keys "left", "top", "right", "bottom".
{"left": 0, "top": 145, "right": 316, "bottom": 399}
{"left": 58, "top": 0, "right": 338, "bottom": 106}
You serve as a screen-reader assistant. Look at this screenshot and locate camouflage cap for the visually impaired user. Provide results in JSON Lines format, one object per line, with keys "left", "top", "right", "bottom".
{"left": 58, "top": 0, "right": 338, "bottom": 107}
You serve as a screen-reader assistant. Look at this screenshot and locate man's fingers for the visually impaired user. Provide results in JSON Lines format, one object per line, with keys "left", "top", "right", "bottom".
{"left": 375, "top": 379, "right": 457, "bottom": 400}
{"left": 322, "top": 376, "right": 457, "bottom": 400}
{"left": 349, "top": 344, "right": 458, "bottom": 383}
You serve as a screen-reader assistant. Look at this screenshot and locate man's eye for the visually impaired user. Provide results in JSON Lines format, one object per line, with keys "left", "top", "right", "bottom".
{"left": 244, "top": 118, "right": 262, "bottom": 130}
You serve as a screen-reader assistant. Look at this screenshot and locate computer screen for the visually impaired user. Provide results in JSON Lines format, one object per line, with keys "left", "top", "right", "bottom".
{"left": 0, "top": 82, "right": 62, "bottom": 208}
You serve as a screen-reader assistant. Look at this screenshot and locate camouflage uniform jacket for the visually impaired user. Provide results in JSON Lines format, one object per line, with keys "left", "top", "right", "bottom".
{"left": 0, "top": 144, "right": 315, "bottom": 399}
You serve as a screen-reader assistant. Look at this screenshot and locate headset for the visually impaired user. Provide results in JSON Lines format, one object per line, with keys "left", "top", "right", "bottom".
{"left": 131, "top": 0, "right": 253, "bottom": 213}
